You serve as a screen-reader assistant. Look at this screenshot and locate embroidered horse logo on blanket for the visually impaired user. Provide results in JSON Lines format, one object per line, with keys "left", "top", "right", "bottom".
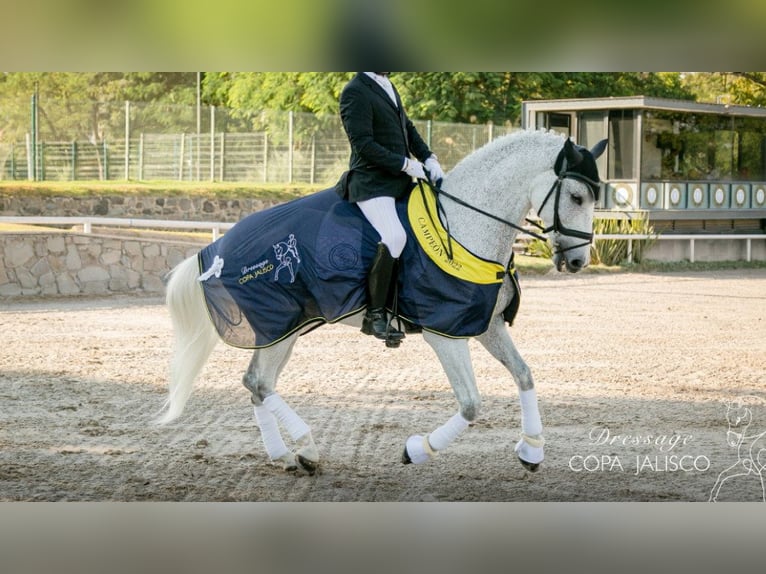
{"left": 273, "top": 234, "right": 301, "bottom": 283}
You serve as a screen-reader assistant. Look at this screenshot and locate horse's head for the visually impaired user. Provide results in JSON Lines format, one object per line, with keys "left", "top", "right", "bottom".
{"left": 725, "top": 400, "right": 753, "bottom": 447}
{"left": 532, "top": 138, "right": 607, "bottom": 273}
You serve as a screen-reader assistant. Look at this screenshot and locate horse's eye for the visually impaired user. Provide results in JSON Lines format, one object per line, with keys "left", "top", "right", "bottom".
{"left": 571, "top": 194, "right": 583, "bottom": 206}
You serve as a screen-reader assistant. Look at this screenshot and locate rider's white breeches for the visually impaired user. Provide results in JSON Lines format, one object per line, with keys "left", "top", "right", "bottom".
{"left": 357, "top": 196, "right": 407, "bottom": 258}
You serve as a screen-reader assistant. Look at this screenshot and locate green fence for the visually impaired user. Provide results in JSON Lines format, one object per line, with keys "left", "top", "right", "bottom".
{"left": 0, "top": 101, "right": 517, "bottom": 184}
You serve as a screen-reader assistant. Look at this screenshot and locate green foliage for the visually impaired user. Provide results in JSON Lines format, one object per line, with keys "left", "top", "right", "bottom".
{"left": 590, "top": 214, "right": 657, "bottom": 266}
{"left": 526, "top": 237, "right": 553, "bottom": 259}
{"left": 7, "top": 71, "right": 760, "bottom": 146}
{"left": 525, "top": 212, "right": 657, "bottom": 267}
{"left": 394, "top": 72, "right": 692, "bottom": 125}
{"left": 0, "top": 72, "right": 199, "bottom": 142}
{"left": 682, "top": 72, "right": 766, "bottom": 108}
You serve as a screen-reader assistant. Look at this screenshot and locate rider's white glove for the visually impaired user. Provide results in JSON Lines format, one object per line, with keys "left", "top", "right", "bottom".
{"left": 402, "top": 157, "right": 427, "bottom": 180}
{"left": 424, "top": 155, "right": 444, "bottom": 185}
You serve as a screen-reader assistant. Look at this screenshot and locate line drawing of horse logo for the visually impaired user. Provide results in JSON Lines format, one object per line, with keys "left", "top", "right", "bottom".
{"left": 709, "top": 396, "right": 766, "bottom": 502}
{"left": 272, "top": 234, "right": 301, "bottom": 283}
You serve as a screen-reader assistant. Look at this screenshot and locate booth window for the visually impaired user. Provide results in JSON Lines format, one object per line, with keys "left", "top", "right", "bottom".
{"left": 608, "top": 110, "right": 635, "bottom": 180}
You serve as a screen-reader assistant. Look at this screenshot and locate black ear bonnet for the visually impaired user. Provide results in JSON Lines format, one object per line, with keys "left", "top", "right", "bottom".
{"left": 553, "top": 144, "right": 602, "bottom": 201}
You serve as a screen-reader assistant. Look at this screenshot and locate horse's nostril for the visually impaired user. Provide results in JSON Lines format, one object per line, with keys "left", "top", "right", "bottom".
{"left": 570, "top": 258, "right": 583, "bottom": 269}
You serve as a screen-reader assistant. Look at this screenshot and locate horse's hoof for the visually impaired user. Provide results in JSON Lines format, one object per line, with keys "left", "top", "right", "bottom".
{"left": 274, "top": 452, "right": 298, "bottom": 472}
{"left": 297, "top": 454, "right": 318, "bottom": 476}
{"left": 401, "top": 446, "right": 412, "bottom": 464}
{"left": 518, "top": 456, "right": 541, "bottom": 473}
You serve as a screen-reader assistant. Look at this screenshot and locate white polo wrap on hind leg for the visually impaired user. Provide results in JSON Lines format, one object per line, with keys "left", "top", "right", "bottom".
{"left": 519, "top": 389, "right": 542, "bottom": 436}
{"left": 516, "top": 389, "right": 544, "bottom": 464}
{"left": 263, "top": 393, "right": 311, "bottom": 441}
{"left": 254, "top": 405, "right": 290, "bottom": 461}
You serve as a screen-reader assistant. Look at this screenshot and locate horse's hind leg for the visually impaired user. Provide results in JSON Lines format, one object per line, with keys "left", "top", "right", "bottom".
{"left": 243, "top": 334, "right": 319, "bottom": 474}
{"left": 477, "top": 314, "right": 544, "bottom": 472}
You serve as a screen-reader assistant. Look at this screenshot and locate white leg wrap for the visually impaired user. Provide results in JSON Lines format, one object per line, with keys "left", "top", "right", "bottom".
{"left": 515, "top": 434, "right": 545, "bottom": 464}
{"left": 405, "top": 435, "right": 436, "bottom": 464}
{"left": 296, "top": 433, "right": 319, "bottom": 463}
{"left": 519, "top": 389, "right": 543, "bottom": 436}
{"left": 428, "top": 412, "right": 470, "bottom": 451}
{"left": 254, "top": 405, "right": 290, "bottom": 461}
{"left": 263, "top": 393, "right": 310, "bottom": 441}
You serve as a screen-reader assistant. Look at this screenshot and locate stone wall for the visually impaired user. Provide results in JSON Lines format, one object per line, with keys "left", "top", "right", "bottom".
{"left": 0, "top": 231, "right": 200, "bottom": 298}
{"left": 0, "top": 193, "right": 283, "bottom": 222}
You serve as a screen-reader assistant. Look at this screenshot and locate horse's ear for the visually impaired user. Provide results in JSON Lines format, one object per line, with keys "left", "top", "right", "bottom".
{"left": 590, "top": 139, "right": 608, "bottom": 160}
{"left": 564, "top": 138, "right": 584, "bottom": 166}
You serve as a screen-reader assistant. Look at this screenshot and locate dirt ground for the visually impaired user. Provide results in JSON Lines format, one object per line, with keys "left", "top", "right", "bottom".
{"left": 1, "top": 268, "right": 765, "bottom": 502}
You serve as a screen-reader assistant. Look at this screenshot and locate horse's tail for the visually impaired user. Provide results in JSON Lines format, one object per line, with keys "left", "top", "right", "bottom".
{"left": 156, "top": 254, "right": 219, "bottom": 425}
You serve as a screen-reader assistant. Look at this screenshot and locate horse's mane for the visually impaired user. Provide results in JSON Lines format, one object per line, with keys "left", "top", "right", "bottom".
{"left": 443, "top": 129, "right": 566, "bottom": 201}
{"left": 449, "top": 129, "right": 566, "bottom": 181}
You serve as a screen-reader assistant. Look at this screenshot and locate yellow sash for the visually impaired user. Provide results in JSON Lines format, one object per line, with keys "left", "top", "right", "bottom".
{"left": 407, "top": 186, "right": 506, "bottom": 285}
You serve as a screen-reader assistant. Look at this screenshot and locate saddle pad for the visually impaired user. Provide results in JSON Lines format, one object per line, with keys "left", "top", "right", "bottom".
{"left": 198, "top": 188, "right": 513, "bottom": 349}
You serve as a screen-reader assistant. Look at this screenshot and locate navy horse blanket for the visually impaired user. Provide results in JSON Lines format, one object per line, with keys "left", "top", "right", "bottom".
{"left": 197, "top": 187, "right": 520, "bottom": 349}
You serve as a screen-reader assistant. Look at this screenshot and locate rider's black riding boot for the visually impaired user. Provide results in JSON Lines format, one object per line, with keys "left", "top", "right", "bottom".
{"left": 361, "top": 243, "right": 405, "bottom": 343}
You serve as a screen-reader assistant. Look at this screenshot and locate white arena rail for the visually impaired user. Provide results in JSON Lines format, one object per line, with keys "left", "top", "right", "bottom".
{"left": 0, "top": 216, "right": 235, "bottom": 241}
{"left": 590, "top": 233, "right": 764, "bottom": 263}
{"left": 1, "top": 216, "right": 763, "bottom": 263}
{"left": 511, "top": 231, "right": 764, "bottom": 263}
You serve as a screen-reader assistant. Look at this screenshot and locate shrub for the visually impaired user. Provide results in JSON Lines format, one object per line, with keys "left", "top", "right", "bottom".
{"left": 591, "top": 213, "right": 657, "bottom": 265}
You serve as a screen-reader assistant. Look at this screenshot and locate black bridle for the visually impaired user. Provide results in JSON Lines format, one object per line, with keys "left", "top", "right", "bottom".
{"left": 524, "top": 156, "right": 601, "bottom": 254}
{"left": 422, "top": 155, "right": 600, "bottom": 258}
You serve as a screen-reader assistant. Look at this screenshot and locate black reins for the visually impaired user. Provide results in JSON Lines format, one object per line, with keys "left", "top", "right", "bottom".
{"left": 422, "top": 154, "right": 600, "bottom": 257}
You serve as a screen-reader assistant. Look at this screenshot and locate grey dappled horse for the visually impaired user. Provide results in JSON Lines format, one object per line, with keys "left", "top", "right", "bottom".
{"left": 159, "top": 129, "right": 607, "bottom": 475}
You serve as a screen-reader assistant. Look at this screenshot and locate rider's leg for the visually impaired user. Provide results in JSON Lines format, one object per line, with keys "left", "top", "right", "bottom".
{"left": 357, "top": 196, "right": 406, "bottom": 341}
{"left": 357, "top": 196, "right": 407, "bottom": 258}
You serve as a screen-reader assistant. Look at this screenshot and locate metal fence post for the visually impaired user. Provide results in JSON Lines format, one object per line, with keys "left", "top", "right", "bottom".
{"left": 263, "top": 132, "right": 268, "bottom": 183}
{"left": 138, "top": 133, "right": 144, "bottom": 181}
{"left": 30, "top": 92, "right": 37, "bottom": 181}
{"left": 426, "top": 120, "right": 432, "bottom": 147}
{"left": 288, "top": 110, "right": 294, "bottom": 183}
{"left": 124, "top": 101, "right": 130, "bottom": 180}
{"left": 179, "top": 133, "right": 186, "bottom": 181}
{"left": 103, "top": 140, "right": 109, "bottom": 180}
{"left": 310, "top": 135, "right": 316, "bottom": 184}
{"left": 25, "top": 134, "right": 32, "bottom": 180}
{"left": 210, "top": 105, "right": 215, "bottom": 181}
{"left": 219, "top": 132, "right": 225, "bottom": 181}
{"left": 71, "top": 141, "right": 77, "bottom": 180}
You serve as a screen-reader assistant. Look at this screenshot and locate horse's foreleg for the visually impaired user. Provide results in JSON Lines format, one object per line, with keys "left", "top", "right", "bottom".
{"left": 709, "top": 460, "right": 749, "bottom": 502}
{"left": 477, "top": 315, "right": 544, "bottom": 471}
{"left": 402, "top": 334, "right": 477, "bottom": 464}
{"left": 243, "top": 335, "right": 319, "bottom": 474}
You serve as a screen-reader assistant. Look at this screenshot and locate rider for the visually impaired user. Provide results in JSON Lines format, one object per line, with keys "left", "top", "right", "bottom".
{"left": 335, "top": 72, "right": 444, "bottom": 344}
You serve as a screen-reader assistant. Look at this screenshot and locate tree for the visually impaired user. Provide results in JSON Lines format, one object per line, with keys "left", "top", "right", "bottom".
{"left": 682, "top": 72, "right": 766, "bottom": 107}
{"left": 394, "top": 72, "right": 691, "bottom": 125}
{"left": 0, "top": 72, "right": 199, "bottom": 142}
